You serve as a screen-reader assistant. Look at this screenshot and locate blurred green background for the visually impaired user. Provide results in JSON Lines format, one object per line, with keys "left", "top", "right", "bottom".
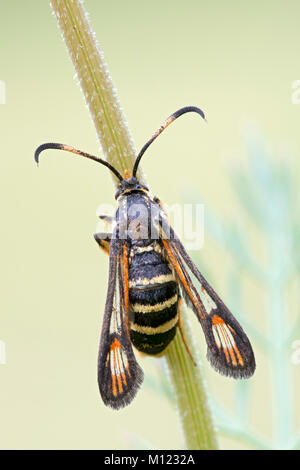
{"left": 1, "top": 0, "right": 300, "bottom": 450}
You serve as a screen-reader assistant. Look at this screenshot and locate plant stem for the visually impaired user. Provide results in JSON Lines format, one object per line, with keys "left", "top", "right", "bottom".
{"left": 165, "top": 306, "right": 218, "bottom": 449}
{"left": 50, "top": 0, "right": 218, "bottom": 450}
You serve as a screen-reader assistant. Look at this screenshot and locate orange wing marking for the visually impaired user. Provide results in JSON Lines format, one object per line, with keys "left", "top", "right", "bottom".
{"left": 212, "top": 315, "right": 244, "bottom": 367}
{"left": 110, "top": 337, "right": 130, "bottom": 396}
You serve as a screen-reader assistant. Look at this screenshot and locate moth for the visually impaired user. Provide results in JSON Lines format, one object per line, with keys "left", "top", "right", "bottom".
{"left": 35, "top": 106, "right": 255, "bottom": 409}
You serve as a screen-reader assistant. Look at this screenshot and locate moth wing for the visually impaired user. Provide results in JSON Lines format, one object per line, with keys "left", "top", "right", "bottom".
{"left": 98, "top": 238, "right": 143, "bottom": 409}
{"left": 158, "top": 218, "right": 255, "bottom": 379}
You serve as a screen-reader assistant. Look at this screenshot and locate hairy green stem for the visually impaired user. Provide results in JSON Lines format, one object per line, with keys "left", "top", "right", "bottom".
{"left": 51, "top": 0, "right": 141, "bottom": 183}
{"left": 50, "top": 0, "right": 217, "bottom": 450}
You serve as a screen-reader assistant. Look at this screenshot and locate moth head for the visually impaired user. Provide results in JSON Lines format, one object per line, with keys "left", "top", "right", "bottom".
{"left": 115, "top": 177, "right": 149, "bottom": 200}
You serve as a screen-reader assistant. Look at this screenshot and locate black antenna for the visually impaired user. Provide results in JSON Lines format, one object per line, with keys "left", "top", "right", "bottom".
{"left": 34, "top": 143, "right": 124, "bottom": 182}
{"left": 132, "top": 106, "right": 206, "bottom": 177}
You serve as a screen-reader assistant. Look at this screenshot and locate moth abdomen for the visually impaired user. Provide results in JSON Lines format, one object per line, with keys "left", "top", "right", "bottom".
{"left": 128, "top": 241, "right": 179, "bottom": 355}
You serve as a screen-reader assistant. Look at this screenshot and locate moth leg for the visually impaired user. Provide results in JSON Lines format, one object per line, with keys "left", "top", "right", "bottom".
{"left": 177, "top": 298, "right": 197, "bottom": 366}
{"left": 94, "top": 232, "right": 112, "bottom": 255}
